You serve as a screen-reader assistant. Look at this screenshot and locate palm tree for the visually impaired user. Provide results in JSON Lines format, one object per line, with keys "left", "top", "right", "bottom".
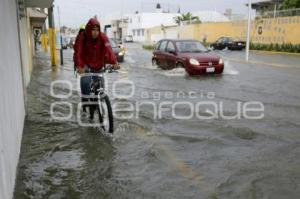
{"left": 174, "top": 12, "right": 201, "bottom": 25}
{"left": 280, "top": 0, "right": 300, "bottom": 9}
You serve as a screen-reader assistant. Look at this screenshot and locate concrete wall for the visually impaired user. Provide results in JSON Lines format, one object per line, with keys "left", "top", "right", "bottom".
{"left": 19, "top": 9, "right": 33, "bottom": 87}
{"left": 0, "top": 0, "right": 26, "bottom": 199}
{"left": 146, "top": 16, "right": 300, "bottom": 44}
{"left": 144, "top": 26, "right": 179, "bottom": 44}
{"left": 127, "top": 13, "right": 178, "bottom": 30}
{"left": 190, "top": 16, "right": 300, "bottom": 44}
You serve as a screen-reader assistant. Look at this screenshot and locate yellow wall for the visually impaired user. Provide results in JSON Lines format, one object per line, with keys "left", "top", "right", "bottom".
{"left": 191, "top": 21, "right": 248, "bottom": 42}
{"left": 147, "top": 16, "right": 300, "bottom": 44}
{"left": 250, "top": 16, "right": 300, "bottom": 44}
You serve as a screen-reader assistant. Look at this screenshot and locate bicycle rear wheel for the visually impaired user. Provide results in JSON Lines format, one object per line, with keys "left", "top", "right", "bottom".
{"left": 97, "top": 95, "right": 114, "bottom": 133}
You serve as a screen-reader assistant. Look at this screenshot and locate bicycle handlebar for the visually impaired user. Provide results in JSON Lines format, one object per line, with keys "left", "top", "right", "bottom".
{"left": 102, "top": 65, "right": 117, "bottom": 73}
{"left": 83, "top": 64, "right": 118, "bottom": 74}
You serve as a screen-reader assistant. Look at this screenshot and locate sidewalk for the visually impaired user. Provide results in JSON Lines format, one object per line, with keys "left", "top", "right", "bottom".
{"left": 14, "top": 50, "right": 84, "bottom": 199}
{"left": 215, "top": 49, "right": 300, "bottom": 68}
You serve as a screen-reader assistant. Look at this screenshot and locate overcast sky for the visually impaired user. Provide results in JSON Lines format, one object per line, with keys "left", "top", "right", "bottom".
{"left": 54, "top": 0, "right": 251, "bottom": 27}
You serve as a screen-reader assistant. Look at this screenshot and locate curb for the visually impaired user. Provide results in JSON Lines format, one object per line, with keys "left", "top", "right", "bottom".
{"left": 227, "top": 58, "right": 299, "bottom": 68}
{"left": 250, "top": 50, "right": 300, "bottom": 56}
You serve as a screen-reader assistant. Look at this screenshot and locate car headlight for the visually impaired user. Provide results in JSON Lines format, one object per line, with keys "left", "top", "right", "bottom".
{"left": 118, "top": 52, "right": 124, "bottom": 56}
{"left": 219, "top": 58, "right": 224, "bottom": 65}
{"left": 189, "top": 58, "right": 200, "bottom": 65}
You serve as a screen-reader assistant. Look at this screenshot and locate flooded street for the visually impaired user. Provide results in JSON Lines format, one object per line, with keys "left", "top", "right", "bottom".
{"left": 14, "top": 43, "right": 300, "bottom": 199}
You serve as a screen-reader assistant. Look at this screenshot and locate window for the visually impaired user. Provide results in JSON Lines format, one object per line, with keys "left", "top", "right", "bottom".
{"left": 217, "top": 38, "right": 223, "bottom": 43}
{"left": 176, "top": 41, "right": 207, "bottom": 53}
{"left": 133, "top": 30, "right": 136, "bottom": 36}
{"left": 137, "top": 29, "right": 140, "bottom": 36}
{"left": 224, "top": 37, "right": 232, "bottom": 43}
{"left": 159, "top": 40, "right": 168, "bottom": 51}
{"left": 155, "top": 41, "right": 161, "bottom": 50}
{"left": 166, "top": 41, "right": 175, "bottom": 52}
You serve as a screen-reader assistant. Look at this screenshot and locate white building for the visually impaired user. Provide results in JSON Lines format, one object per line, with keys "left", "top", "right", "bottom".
{"left": 101, "top": 14, "right": 122, "bottom": 38}
{"left": 124, "top": 3, "right": 180, "bottom": 42}
{"left": 125, "top": 12, "right": 179, "bottom": 42}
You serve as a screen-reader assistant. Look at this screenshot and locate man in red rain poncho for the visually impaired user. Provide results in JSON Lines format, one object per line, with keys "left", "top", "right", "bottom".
{"left": 73, "top": 18, "right": 120, "bottom": 119}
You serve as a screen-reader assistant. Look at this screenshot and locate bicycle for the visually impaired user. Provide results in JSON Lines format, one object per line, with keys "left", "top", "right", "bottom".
{"left": 81, "top": 65, "right": 116, "bottom": 133}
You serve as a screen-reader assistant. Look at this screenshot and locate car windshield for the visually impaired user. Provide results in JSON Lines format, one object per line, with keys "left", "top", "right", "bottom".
{"left": 109, "top": 39, "right": 118, "bottom": 48}
{"left": 176, "top": 41, "right": 208, "bottom": 53}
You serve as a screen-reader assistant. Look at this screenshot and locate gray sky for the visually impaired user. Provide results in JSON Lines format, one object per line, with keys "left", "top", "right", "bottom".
{"left": 54, "top": 0, "right": 251, "bottom": 27}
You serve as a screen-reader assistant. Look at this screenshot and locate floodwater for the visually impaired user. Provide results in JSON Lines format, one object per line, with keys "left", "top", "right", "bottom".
{"left": 14, "top": 44, "right": 300, "bottom": 199}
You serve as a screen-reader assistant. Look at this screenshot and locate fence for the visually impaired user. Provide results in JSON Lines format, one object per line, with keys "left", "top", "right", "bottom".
{"left": 257, "top": 8, "right": 300, "bottom": 18}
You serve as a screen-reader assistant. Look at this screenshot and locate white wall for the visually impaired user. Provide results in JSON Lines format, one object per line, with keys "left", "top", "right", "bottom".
{"left": 165, "top": 27, "right": 179, "bottom": 39}
{"left": 19, "top": 9, "right": 32, "bottom": 87}
{"left": 126, "top": 12, "right": 179, "bottom": 42}
{"left": 151, "top": 33, "right": 163, "bottom": 43}
{"left": 128, "top": 13, "right": 178, "bottom": 29}
{"left": 0, "top": 0, "right": 26, "bottom": 199}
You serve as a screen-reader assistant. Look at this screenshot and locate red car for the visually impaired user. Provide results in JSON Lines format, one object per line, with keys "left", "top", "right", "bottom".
{"left": 152, "top": 39, "right": 224, "bottom": 75}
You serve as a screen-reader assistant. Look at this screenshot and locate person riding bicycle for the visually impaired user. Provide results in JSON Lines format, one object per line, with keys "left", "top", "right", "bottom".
{"left": 73, "top": 18, "right": 120, "bottom": 119}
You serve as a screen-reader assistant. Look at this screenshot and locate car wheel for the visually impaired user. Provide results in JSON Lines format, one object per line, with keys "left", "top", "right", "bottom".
{"left": 152, "top": 59, "right": 158, "bottom": 66}
{"left": 118, "top": 56, "right": 124, "bottom": 63}
{"left": 176, "top": 62, "right": 184, "bottom": 68}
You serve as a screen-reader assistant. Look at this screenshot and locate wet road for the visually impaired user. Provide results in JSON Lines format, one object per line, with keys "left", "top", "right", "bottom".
{"left": 14, "top": 43, "right": 300, "bottom": 199}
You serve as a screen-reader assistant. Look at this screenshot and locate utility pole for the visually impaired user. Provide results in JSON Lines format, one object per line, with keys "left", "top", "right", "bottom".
{"left": 48, "top": 5, "right": 58, "bottom": 66}
{"left": 246, "top": 0, "right": 252, "bottom": 62}
{"left": 121, "top": 0, "right": 124, "bottom": 42}
{"left": 273, "top": 4, "right": 277, "bottom": 18}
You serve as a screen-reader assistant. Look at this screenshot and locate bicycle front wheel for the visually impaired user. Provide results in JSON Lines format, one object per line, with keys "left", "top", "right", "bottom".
{"left": 97, "top": 95, "right": 114, "bottom": 133}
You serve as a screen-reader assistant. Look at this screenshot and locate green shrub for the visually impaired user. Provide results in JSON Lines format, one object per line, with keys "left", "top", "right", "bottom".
{"left": 142, "top": 44, "right": 156, "bottom": 50}
{"left": 250, "top": 42, "right": 300, "bottom": 53}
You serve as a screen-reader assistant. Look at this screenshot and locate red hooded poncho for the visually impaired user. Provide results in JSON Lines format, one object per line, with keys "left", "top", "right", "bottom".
{"left": 73, "top": 18, "right": 117, "bottom": 70}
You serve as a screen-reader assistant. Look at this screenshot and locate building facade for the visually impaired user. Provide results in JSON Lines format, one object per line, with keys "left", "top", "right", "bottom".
{"left": 124, "top": 12, "right": 180, "bottom": 42}
{"left": 0, "top": 1, "right": 51, "bottom": 199}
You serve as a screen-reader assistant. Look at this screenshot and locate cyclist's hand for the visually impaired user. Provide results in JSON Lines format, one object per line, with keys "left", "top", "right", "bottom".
{"left": 77, "top": 67, "right": 85, "bottom": 74}
{"left": 113, "top": 63, "right": 120, "bottom": 70}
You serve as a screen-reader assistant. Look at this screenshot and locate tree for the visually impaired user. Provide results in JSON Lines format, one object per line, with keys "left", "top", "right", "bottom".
{"left": 280, "top": 0, "right": 300, "bottom": 9}
{"left": 174, "top": 12, "right": 201, "bottom": 25}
